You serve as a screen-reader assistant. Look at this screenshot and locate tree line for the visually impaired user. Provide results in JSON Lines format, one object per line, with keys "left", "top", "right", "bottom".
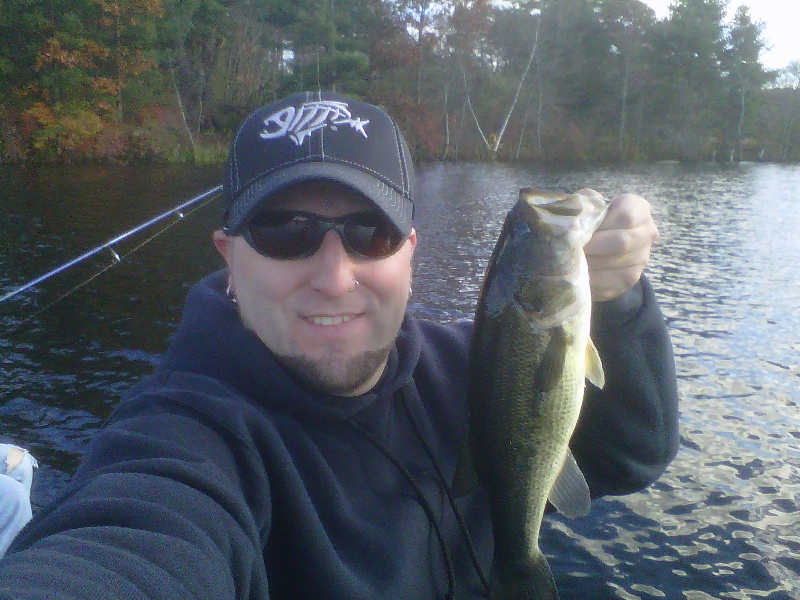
{"left": 1, "top": 0, "right": 799, "bottom": 164}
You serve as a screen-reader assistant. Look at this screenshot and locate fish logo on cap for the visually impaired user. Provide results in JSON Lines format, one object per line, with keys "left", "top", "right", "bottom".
{"left": 259, "top": 100, "right": 370, "bottom": 146}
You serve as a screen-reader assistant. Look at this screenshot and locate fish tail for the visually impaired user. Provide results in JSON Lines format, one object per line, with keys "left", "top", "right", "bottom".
{"left": 490, "top": 552, "right": 559, "bottom": 600}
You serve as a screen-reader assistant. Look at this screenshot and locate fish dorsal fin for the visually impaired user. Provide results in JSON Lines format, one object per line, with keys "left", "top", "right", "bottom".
{"left": 585, "top": 337, "right": 605, "bottom": 389}
{"left": 548, "top": 450, "right": 591, "bottom": 518}
{"left": 451, "top": 428, "right": 480, "bottom": 497}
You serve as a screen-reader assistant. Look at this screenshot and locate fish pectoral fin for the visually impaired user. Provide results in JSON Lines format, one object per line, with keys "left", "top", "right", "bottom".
{"left": 547, "top": 450, "right": 591, "bottom": 519}
{"left": 451, "top": 430, "right": 479, "bottom": 497}
{"left": 535, "top": 327, "right": 568, "bottom": 393}
{"left": 585, "top": 337, "right": 605, "bottom": 389}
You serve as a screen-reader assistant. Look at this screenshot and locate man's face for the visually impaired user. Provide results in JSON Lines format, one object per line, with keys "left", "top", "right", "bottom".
{"left": 214, "top": 181, "right": 416, "bottom": 397}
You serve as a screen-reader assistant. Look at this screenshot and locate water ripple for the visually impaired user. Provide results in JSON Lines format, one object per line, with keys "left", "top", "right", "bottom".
{"left": 2, "top": 162, "right": 800, "bottom": 597}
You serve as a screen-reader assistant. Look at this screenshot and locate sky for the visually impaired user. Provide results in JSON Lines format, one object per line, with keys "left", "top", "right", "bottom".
{"left": 641, "top": 0, "right": 799, "bottom": 71}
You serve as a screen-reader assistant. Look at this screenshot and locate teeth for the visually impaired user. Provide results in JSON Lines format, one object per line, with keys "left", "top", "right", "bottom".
{"left": 310, "top": 315, "right": 353, "bottom": 326}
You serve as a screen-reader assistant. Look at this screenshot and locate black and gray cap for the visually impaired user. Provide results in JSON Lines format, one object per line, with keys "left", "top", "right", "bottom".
{"left": 223, "top": 91, "right": 415, "bottom": 236}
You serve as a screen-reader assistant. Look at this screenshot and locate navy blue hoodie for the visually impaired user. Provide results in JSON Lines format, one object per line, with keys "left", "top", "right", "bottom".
{"left": 0, "top": 270, "right": 679, "bottom": 599}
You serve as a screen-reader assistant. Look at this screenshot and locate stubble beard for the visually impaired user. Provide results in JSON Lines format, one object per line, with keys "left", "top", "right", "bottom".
{"left": 274, "top": 342, "right": 394, "bottom": 396}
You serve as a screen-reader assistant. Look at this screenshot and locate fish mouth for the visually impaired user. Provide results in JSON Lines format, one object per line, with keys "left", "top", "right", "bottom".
{"left": 520, "top": 189, "right": 610, "bottom": 238}
{"left": 525, "top": 192, "right": 583, "bottom": 216}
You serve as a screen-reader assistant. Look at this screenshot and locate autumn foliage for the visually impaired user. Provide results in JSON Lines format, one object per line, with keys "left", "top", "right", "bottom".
{"left": 1, "top": 0, "right": 171, "bottom": 162}
{"left": 0, "top": 0, "right": 797, "bottom": 164}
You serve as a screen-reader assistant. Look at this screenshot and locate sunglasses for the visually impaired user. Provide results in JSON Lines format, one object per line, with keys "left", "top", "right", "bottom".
{"left": 243, "top": 210, "right": 407, "bottom": 260}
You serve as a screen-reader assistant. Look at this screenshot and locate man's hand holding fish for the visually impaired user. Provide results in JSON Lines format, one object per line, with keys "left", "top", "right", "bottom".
{"left": 583, "top": 191, "right": 660, "bottom": 301}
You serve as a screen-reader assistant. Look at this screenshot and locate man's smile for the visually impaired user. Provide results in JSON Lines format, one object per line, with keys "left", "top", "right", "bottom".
{"left": 307, "top": 314, "right": 356, "bottom": 326}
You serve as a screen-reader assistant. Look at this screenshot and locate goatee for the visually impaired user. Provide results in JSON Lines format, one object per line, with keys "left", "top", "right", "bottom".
{"left": 274, "top": 343, "right": 394, "bottom": 397}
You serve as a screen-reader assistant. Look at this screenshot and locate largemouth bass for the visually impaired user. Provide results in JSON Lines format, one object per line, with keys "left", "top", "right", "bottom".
{"left": 453, "top": 188, "right": 609, "bottom": 599}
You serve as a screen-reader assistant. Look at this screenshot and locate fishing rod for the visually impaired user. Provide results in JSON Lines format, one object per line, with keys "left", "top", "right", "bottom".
{"left": 0, "top": 185, "right": 223, "bottom": 305}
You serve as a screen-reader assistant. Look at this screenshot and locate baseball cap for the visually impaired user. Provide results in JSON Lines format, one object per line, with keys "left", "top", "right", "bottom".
{"left": 223, "top": 91, "right": 415, "bottom": 237}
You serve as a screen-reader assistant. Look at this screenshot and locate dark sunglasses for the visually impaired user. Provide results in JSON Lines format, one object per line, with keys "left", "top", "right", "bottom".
{"left": 243, "top": 210, "right": 407, "bottom": 260}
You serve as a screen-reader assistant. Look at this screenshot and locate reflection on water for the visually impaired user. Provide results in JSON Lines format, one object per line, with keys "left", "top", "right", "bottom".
{"left": 2, "top": 162, "right": 799, "bottom": 598}
{"left": 1, "top": 165, "right": 224, "bottom": 497}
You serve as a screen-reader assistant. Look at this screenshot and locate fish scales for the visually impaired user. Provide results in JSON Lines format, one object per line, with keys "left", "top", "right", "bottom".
{"left": 454, "top": 189, "right": 609, "bottom": 600}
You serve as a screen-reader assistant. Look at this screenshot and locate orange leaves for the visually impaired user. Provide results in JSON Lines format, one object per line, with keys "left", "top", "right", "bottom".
{"left": 36, "top": 39, "right": 72, "bottom": 69}
{"left": 91, "top": 77, "right": 121, "bottom": 95}
{"left": 33, "top": 6, "right": 157, "bottom": 116}
{"left": 88, "top": 49, "right": 155, "bottom": 95}
{"left": 36, "top": 38, "right": 110, "bottom": 70}
{"left": 117, "top": 49, "right": 155, "bottom": 78}
{"left": 7, "top": 101, "right": 189, "bottom": 162}
{"left": 24, "top": 103, "right": 57, "bottom": 130}
{"left": 18, "top": 102, "right": 110, "bottom": 159}
{"left": 35, "top": 0, "right": 162, "bottom": 77}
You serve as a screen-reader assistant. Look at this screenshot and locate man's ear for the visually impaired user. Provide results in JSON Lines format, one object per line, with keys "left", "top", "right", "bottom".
{"left": 213, "top": 230, "right": 234, "bottom": 268}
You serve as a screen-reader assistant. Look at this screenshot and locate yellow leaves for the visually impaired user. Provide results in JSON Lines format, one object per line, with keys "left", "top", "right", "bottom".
{"left": 24, "top": 103, "right": 106, "bottom": 155}
{"left": 60, "top": 111, "right": 105, "bottom": 150}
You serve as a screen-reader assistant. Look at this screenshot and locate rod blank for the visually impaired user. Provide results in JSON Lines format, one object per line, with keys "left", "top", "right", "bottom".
{"left": 0, "top": 185, "right": 222, "bottom": 304}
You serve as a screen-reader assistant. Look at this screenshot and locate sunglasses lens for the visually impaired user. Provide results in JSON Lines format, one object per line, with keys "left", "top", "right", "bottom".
{"left": 245, "top": 211, "right": 405, "bottom": 260}
{"left": 344, "top": 214, "right": 404, "bottom": 259}
{"left": 247, "top": 212, "right": 322, "bottom": 259}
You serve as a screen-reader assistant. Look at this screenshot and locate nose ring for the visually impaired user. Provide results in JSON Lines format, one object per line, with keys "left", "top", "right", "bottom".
{"left": 226, "top": 282, "right": 238, "bottom": 304}
{"left": 349, "top": 278, "right": 360, "bottom": 292}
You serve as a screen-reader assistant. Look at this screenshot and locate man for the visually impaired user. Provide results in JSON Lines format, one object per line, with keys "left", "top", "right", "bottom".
{"left": 0, "top": 92, "right": 679, "bottom": 599}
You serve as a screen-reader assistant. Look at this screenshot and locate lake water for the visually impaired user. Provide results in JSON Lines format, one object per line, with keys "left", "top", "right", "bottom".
{"left": 1, "top": 161, "right": 799, "bottom": 598}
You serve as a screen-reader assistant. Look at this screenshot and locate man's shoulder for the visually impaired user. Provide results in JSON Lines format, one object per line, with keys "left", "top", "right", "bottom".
{"left": 114, "top": 370, "right": 257, "bottom": 426}
{"left": 401, "top": 317, "right": 473, "bottom": 390}
{"left": 404, "top": 316, "right": 473, "bottom": 350}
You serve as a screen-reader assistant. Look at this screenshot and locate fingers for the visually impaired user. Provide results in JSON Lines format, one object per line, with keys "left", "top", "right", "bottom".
{"left": 586, "top": 220, "right": 658, "bottom": 259}
{"left": 596, "top": 193, "right": 657, "bottom": 234}
{"left": 587, "top": 253, "right": 650, "bottom": 301}
{"left": 586, "top": 193, "right": 658, "bottom": 259}
{"left": 584, "top": 193, "right": 659, "bottom": 301}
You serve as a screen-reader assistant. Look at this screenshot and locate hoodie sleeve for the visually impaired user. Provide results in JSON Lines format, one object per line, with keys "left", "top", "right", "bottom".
{"left": 0, "top": 375, "right": 271, "bottom": 600}
{"left": 571, "top": 275, "right": 680, "bottom": 498}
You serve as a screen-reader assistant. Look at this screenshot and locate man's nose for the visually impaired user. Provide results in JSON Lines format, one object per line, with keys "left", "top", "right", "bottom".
{"left": 308, "top": 230, "right": 358, "bottom": 295}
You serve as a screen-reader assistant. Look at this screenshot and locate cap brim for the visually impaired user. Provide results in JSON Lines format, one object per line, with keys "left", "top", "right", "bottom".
{"left": 227, "top": 163, "right": 414, "bottom": 237}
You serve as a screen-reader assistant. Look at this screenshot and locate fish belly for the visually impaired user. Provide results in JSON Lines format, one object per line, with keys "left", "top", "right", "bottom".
{"left": 469, "top": 298, "right": 590, "bottom": 599}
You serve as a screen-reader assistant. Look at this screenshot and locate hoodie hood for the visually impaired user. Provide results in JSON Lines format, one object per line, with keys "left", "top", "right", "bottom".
{"left": 159, "top": 270, "right": 422, "bottom": 421}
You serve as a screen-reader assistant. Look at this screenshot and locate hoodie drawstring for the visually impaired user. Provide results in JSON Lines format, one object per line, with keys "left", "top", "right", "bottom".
{"left": 398, "top": 389, "right": 491, "bottom": 594}
{"left": 346, "top": 386, "right": 490, "bottom": 599}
